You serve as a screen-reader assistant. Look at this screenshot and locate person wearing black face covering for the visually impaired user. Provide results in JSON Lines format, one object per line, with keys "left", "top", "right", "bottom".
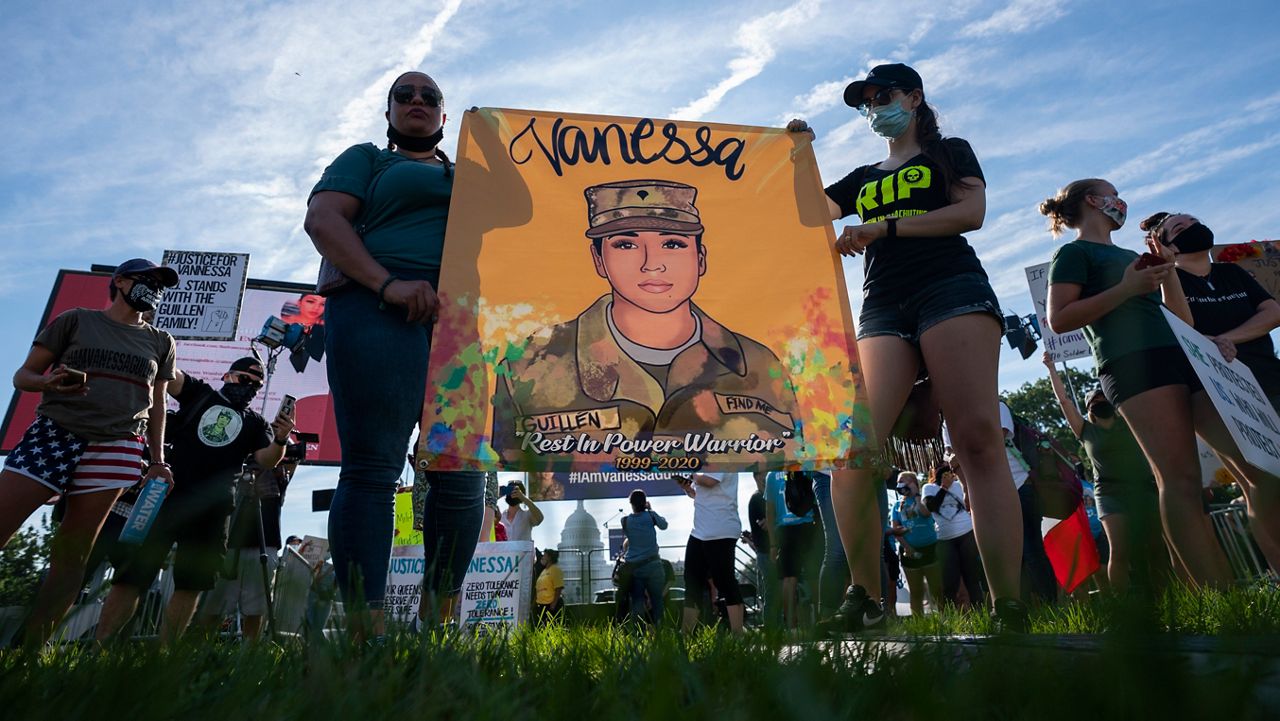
{"left": 1044, "top": 354, "right": 1167, "bottom": 593}
{"left": 97, "top": 357, "right": 295, "bottom": 643}
{"left": 306, "top": 70, "right": 485, "bottom": 640}
{"left": 0, "top": 257, "right": 178, "bottom": 645}
{"left": 1140, "top": 212, "right": 1280, "bottom": 573}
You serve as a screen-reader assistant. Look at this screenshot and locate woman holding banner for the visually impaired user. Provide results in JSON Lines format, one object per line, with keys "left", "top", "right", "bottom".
{"left": 305, "top": 71, "right": 484, "bottom": 639}
{"left": 1138, "top": 211, "right": 1280, "bottom": 572}
{"left": 1042, "top": 180, "right": 1233, "bottom": 587}
{"left": 789, "top": 63, "right": 1027, "bottom": 632}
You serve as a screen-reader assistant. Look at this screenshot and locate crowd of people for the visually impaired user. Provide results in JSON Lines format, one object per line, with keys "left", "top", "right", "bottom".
{"left": 2, "top": 60, "right": 1278, "bottom": 647}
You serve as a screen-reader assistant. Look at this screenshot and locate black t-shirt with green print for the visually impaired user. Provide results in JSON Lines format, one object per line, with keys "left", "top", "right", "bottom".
{"left": 824, "top": 137, "right": 987, "bottom": 304}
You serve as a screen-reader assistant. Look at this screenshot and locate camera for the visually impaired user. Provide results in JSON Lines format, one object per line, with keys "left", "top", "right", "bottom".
{"left": 281, "top": 431, "right": 319, "bottom": 464}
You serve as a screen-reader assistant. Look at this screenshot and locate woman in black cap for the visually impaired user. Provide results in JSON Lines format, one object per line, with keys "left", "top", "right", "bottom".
{"left": 0, "top": 258, "right": 178, "bottom": 645}
{"left": 305, "top": 71, "right": 484, "bottom": 639}
{"left": 1140, "top": 211, "right": 1280, "bottom": 572}
{"left": 790, "top": 63, "right": 1027, "bottom": 631}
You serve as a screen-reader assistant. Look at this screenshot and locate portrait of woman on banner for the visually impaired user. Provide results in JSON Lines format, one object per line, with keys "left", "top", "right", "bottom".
{"left": 491, "top": 178, "right": 801, "bottom": 468}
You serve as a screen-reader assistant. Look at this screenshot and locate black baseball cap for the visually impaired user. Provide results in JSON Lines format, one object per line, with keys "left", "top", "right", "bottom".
{"left": 229, "top": 357, "right": 265, "bottom": 381}
{"left": 1084, "top": 389, "right": 1109, "bottom": 409}
{"left": 843, "top": 63, "right": 924, "bottom": 107}
{"left": 113, "top": 258, "right": 180, "bottom": 288}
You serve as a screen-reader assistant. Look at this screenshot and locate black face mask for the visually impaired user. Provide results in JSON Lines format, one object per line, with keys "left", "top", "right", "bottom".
{"left": 123, "top": 278, "right": 163, "bottom": 312}
{"left": 1169, "top": 222, "right": 1215, "bottom": 254}
{"left": 220, "top": 382, "right": 259, "bottom": 410}
{"left": 387, "top": 123, "right": 444, "bottom": 153}
{"left": 1090, "top": 403, "right": 1115, "bottom": 420}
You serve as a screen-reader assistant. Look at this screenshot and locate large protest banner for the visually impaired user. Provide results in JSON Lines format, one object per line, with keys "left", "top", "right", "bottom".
{"left": 1025, "top": 263, "right": 1090, "bottom": 363}
{"left": 0, "top": 268, "right": 340, "bottom": 463}
{"left": 525, "top": 471, "right": 685, "bottom": 501}
{"left": 1163, "top": 308, "right": 1280, "bottom": 475}
{"left": 153, "top": 250, "right": 249, "bottom": 340}
{"left": 420, "top": 108, "right": 871, "bottom": 472}
{"left": 458, "top": 541, "right": 535, "bottom": 629}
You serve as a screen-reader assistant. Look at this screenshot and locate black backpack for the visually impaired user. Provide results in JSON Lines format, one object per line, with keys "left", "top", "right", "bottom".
{"left": 783, "top": 471, "right": 817, "bottom": 517}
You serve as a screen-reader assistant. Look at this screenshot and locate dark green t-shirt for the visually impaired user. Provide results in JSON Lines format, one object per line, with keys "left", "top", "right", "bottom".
{"left": 309, "top": 143, "right": 451, "bottom": 273}
{"left": 1079, "top": 418, "right": 1156, "bottom": 497}
{"left": 1048, "top": 239, "right": 1176, "bottom": 369}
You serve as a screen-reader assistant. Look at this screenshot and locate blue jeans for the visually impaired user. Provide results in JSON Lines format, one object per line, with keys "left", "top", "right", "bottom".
{"left": 812, "top": 473, "right": 849, "bottom": 615}
{"left": 627, "top": 557, "right": 666, "bottom": 625}
{"left": 421, "top": 472, "right": 485, "bottom": 596}
{"left": 324, "top": 275, "right": 482, "bottom": 609}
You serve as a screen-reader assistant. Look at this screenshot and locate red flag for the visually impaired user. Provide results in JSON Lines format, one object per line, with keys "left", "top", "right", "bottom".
{"left": 1041, "top": 504, "right": 1100, "bottom": 593}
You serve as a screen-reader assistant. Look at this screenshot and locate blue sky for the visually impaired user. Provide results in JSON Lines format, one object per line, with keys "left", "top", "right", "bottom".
{"left": 5, "top": 0, "right": 1280, "bottom": 549}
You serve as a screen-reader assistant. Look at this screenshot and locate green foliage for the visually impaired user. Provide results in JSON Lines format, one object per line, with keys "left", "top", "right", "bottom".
{"left": 1001, "top": 364, "right": 1100, "bottom": 462}
{"left": 0, "top": 517, "right": 53, "bottom": 607}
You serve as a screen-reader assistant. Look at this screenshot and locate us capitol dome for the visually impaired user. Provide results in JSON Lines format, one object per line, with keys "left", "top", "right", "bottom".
{"left": 555, "top": 500, "right": 614, "bottom": 604}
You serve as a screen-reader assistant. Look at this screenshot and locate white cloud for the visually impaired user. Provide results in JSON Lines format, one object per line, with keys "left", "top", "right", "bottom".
{"left": 959, "top": 0, "right": 1070, "bottom": 38}
{"left": 670, "top": 0, "right": 822, "bottom": 120}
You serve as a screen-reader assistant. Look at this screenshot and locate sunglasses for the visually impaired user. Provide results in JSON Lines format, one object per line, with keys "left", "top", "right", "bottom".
{"left": 391, "top": 84, "right": 443, "bottom": 107}
{"left": 855, "top": 87, "right": 901, "bottom": 116}
{"left": 229, "top": 373, "right": 264, "bottom": 390}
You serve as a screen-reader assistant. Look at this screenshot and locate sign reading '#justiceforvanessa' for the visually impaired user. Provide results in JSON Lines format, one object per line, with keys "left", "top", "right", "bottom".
{"left": 420, "top": 108, "right": 872, "bottom": 472}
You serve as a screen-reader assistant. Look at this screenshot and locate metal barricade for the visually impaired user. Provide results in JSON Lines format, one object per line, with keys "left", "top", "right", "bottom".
{"left": 1209, "top": 503, "right": 1271, "bottom": 582}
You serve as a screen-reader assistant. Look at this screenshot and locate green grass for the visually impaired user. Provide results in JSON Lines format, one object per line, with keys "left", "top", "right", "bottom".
{"left": 2, "top": 611, "right": 1278, "bottom": 721}
{"left": 891, "top": 583, "right": 1280, "bottom": 636}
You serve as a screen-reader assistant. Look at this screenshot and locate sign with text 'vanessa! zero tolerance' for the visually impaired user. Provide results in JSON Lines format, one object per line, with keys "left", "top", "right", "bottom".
{"left": 1163, "top": 308, "right": 1280, "bottom": 475}
{"left": 420, "top": 108, "right": 871, "bottom": 473}
{"left": 154, "top": 250, "right": 249, "bottom": 340}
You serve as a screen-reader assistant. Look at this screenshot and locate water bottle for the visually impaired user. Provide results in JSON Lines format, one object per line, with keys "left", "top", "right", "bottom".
{"left": 118, "top": 476, "right": 171, "bottom": 545}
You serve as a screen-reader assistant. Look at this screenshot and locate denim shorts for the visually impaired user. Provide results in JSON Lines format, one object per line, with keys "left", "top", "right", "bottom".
{"left": 858, "top": 272, "right": 1002, "bottom": 343}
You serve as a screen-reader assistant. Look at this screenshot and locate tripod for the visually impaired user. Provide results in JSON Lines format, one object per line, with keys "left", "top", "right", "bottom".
{"left": 226, "top": 466, "right": 279, "bottom": 643}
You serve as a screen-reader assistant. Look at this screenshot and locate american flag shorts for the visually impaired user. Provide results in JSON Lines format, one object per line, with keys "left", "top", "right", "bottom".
{"left": 3, "top": 415, "right": 144, "bottom": 495}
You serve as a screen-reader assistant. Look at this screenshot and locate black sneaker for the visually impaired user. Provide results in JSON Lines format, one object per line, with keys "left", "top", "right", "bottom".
{"left": 993, "top": 598, "right": 1030, "bottom": 634}
{"left": 816, "top": 585, "right": 885, "bottom": 637}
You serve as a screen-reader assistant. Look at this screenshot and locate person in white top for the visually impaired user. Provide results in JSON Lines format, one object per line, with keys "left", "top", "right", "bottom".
{"left": 921, "top": 463, "right": 984, "bottom": 609}
{"left": 677, "top": 472, "right": 743, "bottom": 633}
{"left": 945, "top": 402, "right": 1056, "bottom": 602}
{"left": 501, "top": 480, "right": 543, "bottom": 543}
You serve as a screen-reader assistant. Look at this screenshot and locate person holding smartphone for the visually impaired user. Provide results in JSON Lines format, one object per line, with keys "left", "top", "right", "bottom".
{"left": 95, "top": 357, "right": 294, "bottom": 643}
{"left": 501, "top": 480, "right": 544, "bottom": 543}
{"left": 1044, "top": 179, "right": 1232, "bottom": 587}
{"left": 788, "top": 63, "right": 1026, "bottom": 631}
{"left": 0, "top": 258, "right": 178, "bottom": 645}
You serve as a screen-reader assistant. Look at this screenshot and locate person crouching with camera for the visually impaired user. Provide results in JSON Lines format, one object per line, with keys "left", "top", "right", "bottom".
{"left": 96, "top": 358, "right": 294, "bottom": 644}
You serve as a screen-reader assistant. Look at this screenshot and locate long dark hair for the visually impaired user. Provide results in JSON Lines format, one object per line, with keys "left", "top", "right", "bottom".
{"left": 914, "top": 97, "right": 974, "bottom": 197}
{"left": 930, "top": 463, "right": 953, "bottom": 485}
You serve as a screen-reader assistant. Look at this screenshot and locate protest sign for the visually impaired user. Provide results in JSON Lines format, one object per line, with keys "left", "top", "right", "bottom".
{"left": 525, "top": 470, "right": 685, "bottom": 501}
{"left": 420, "top": 108, "right": 871, "bottom": 472}
{"left": 458, "top": 541, "right": 535, "bottom": 629}
{"left": 1214, "top": 241, "right": 1280, "bottom": 300}
{"left": 1025, "top": 263, "right": 1090, "bottom": 363}
{"left": 1, "top": 270, "right": 340, "bottom": 462}
{"left": 153, "top": 250, "right": 249, "bottom": 340}
{"left": 298, "top": 535, "right": 329, "bottom": 568}
{"left": 393, "top": 488, "right": 423, "bottom": 546}
{"left": 1163, "top": 307, "right": 1280, "bottom": 475}
{"left": 385, "top": 544, "right": 424, "bottom": 625}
